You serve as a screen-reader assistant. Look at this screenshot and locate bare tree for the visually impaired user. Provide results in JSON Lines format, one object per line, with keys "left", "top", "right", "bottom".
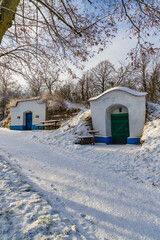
{"left": 56, "top": 79, "right": 76, "bottom": 101}
{"left": 0, "top": 0, "right": 117, "bottom": 72}
{"left": 25, "top": 73, "right": 44, "bottom": 97}
{"left": 132, "top": 54, "right": 150, "bottom": 92}
{"left": 22, "top": 57, "right": 61, "bottom": 96}
{"left": 41, "top": 64, "right": 59, "bottom": 95}
{"left": 0, "top": 0, "right": 159, "bottom": 70}
{"left": 22, "top": 59, "right": 44, "bottom": 97}
{"left": 0, "top": 69, "right": 22, "bottom": 118}
{"left": 120, "top": 53, "right": 160, "bottom": 103}
{"left": 78, "top": 71, "right": 93, "bottom": 102}
{"left": 130, "top": 52, "right": 160, "bottom": 102}
{"left": 148, "top": 55, "right": 160, "bottom": 103}
{"left": 91, "top": 60, "right": 115, "bottom": 94}
{"left": 114, "top": 62, "right": 141, "bottom": 90}
{"left": 116, "top": 63, "right": 132, "bottom": 85}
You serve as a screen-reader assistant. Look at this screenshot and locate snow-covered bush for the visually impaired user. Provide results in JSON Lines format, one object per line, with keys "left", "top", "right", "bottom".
{"left": 42, "top": 94, "right": 82, "bottom": 120}
{"left": 2, "top": 98, "right": 20, "bottom": 128}
{"left": 42, "top": 94, "right": 67, "bottom": 113}
{"left": 2, "top": 112, "right": 11, "bottom": 128}
{"left": 48, "top": 98, "right": 67, "bottom": 113}
{"left": 146, "top": 102, "right": 160, "bottom": 121}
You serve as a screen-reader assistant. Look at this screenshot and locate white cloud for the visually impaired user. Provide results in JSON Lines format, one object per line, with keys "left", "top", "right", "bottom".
{"left": 69, "top": 29, "right": 138, "bottom": 79}
{"left": 84, "top": 30, "right": 137, "bottom": 70}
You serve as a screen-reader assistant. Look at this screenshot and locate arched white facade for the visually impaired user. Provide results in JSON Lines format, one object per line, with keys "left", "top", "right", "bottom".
{"left": 105, "top": 104, "right": 128, "bottom": 136}
{"left": 89, "top": 87, "right": 147, "bottom": 144}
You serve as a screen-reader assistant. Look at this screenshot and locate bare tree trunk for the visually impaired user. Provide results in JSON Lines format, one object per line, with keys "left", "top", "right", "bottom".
{"left": 0, "top": 0, "right": 20, "bottom": 43}
{"left": 48, "top": 85, "right": 52, "bottom": 95}
{"left": 142, "top": 64, "right": 148, "bottom": 92}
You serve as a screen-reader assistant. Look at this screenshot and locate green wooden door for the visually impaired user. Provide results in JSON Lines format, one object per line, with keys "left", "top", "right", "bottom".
{"left": 111, "top": 113, "right": 129, "bottom": 144}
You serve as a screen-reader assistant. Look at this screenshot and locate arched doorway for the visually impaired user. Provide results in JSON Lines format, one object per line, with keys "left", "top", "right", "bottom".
{"left": 110, "top": 106, "right": 129, "bottom": 144}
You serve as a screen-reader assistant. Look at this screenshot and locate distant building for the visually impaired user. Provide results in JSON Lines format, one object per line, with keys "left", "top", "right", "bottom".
{"left": 89, "top": 87, "right": 147, "bottom": 144}
{"left": 10, "top": 97, "right": 46, "bottom": 130}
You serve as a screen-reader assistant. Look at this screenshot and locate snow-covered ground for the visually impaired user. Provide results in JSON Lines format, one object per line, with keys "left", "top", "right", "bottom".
{"left": 0, "top": 103, "right": 160, "bottom": 239}
{"left": 0, "top": 157, "right": 82, "bottom": 240}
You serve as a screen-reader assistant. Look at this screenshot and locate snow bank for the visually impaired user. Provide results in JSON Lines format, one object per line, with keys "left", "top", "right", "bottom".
{"left": 131, "top": 102, "right": 160, "bottom": 186}
{"left": 141, "top": 102, "right": 160, "bottom": 153}
{"left": 31, "top": 109, "right": 91, "bottom": 147}
{"left": 58, "top": 109, "right": 91, "bottom": 138}
{"left": 64, "top": 100, "right": 87, "bottom": 112}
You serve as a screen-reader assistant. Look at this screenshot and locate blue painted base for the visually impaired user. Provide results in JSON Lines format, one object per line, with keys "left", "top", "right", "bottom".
{"left": 10, "top": 125, "right": 44, "bottom": 131}
{"left": 32, "top": 125, "right": 44, "bottom": 130}
{"left": 127, "top": 138, "right": 140, "bottom": 145}
{"left": 10, "top": 125, "right": 26, "bottom": 130}
{"left": 94, "top": 136, "right": 141, "bottom": 145}
{"left": 95, "top": 136, "right": 112, "bottom": 144}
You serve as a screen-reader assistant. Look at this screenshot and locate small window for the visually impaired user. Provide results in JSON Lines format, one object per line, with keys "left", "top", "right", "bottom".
{"left": 17, "top": 116, "right": 20, "bottom": 119}
{"left": 119, "top": 108, "right": 122, "bottom": 113}
{"left": 35, "top": 115, "right": 39, "bottom": 118}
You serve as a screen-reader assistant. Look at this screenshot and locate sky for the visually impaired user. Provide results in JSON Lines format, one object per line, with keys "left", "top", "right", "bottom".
{"left": 60, "top": 29, "right": 138, "bottom": 80}
{"left": 70, "top": 26, "right": 160, "bottom": 80}
{"left": 84, "top": 30, "right": 137, "bottom": 69}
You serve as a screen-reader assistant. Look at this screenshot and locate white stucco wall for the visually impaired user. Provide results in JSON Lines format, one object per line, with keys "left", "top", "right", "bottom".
{"left": 11, "top": 100, "right": 46, "bottom": 126}
{"left": 112, "top": 106, "right": 128, "bottom": 114}
{"left": 90, "top": 89, "right": 146, "bottom": 138}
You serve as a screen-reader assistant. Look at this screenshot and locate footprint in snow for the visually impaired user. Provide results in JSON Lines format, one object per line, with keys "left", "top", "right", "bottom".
{"left": 80, "top": 213, "right": 86, "bottom": 218}
{"left": 7, "top": 153, "right": 11, "bottom": 158}
{"left": 51, "top": 184, "right": 57, "bottom": 191}
{"left": 56, "top": 197, "right": 65, "bottom": 207}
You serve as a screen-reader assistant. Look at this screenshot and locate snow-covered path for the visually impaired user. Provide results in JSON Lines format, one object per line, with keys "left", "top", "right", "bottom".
{"left": 0, "top": 129, "right": 160, "bottom": 239}
{"left": 0, "top": 157, "right": 82, "bottom": 240}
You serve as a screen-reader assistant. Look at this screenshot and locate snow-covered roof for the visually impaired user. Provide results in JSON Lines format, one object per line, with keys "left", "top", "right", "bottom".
{"left": 11, "top": 97, "right": 42, "bottom": 107}
{"left": 89, "top": 86, "right": 147, "bottom": 101}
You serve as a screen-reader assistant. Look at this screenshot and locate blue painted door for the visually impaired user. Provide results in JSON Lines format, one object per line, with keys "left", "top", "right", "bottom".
{"left": 26, "top": 113, "right": 32, "bottom": 130}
